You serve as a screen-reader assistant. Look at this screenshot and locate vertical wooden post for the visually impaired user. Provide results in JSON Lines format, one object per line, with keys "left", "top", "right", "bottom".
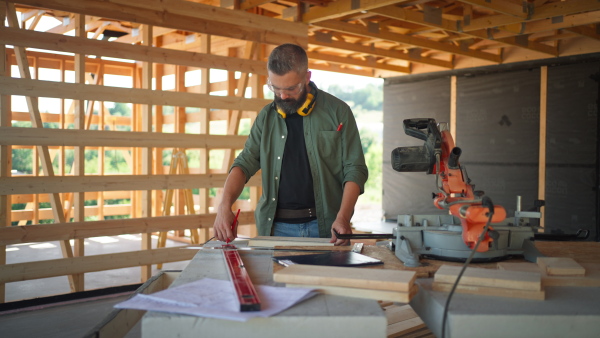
{"left": 154, "top": 62, "right": 164, "bottom": 215}
{"left": 6, "top": 2, "right": 76, "bottom": 291}
{"left": 175, "top": 65, "right": 187, "bottom": 226}
{"left": 222, "top": 42, "right": 258, "bottom": 171}
{"left": 72, "top": 13, "right": 86, "bottom": 291}
{"left": 0, "top": 0, "right": 9, "bottom": 303}
{"left": 539, "top": 66, "right": 548, "bottom": 228}
{"left": 450, "top": 75, "right": 457, "bottom": 143}
{"left": 198, "top": 34, "right": 211, "bottom": 241}
{"left": 141, "top": 25, "right": 153, "bottom": 281}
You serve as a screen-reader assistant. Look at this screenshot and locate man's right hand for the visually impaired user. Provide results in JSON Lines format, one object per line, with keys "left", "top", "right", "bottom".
{"left": 213, "top": 206, "right": 237, "bottom": 243}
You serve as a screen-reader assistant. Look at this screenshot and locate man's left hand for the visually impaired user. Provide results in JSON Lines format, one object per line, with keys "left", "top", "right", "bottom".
{"left": 330, "top": 218, "right": 352, "bottom": 246}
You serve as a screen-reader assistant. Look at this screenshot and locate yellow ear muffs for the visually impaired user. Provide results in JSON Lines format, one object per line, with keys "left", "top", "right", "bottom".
{"left": 276, "top": 90, "right": 317, "bottom": 119}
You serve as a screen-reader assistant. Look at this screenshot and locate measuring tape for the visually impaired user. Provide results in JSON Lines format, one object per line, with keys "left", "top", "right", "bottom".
{"left": 222, "top": 244, "right": 261, "bottom": 312}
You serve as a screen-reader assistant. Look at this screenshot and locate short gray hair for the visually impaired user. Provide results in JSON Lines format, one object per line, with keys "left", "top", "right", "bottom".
{"left": 267, "top": 44, "right": 308, "bottom": 75}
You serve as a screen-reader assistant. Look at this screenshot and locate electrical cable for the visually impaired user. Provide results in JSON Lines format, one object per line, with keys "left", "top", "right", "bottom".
{"left": 440, "top": 197, "right": 495, "bottom": 338}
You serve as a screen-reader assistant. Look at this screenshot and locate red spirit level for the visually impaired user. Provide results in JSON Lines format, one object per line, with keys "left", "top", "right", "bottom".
{"left": 222, "top": 244, "right": 261, "bottom": 312}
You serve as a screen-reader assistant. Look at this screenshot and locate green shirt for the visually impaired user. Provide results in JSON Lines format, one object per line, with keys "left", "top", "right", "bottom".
{"left": 232, "top": 84, "right": 368, "bottom": 238}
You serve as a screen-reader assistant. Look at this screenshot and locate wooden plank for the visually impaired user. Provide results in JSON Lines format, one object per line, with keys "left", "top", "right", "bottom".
{"left": 383, "top": 304, "right": 419, "bottom": 324}
{"left": 0, "top": 127, "right": 247, "bottom": 149}
{"left": 248, "top": 236, "right": 334, "bottom": 247}
{"left": 537, "top": 257, "right": 586, "bottom": 276}
{"left": 0, "top": 27, "right": 269, "bottom": 76}
{"left": 274, "top": 264, "right": 416, "bottom": 292}
{"left": 432, "top": 281, "right": 545, "bottom": 300}
{"left": 0, "top": 76, "right": 270, "bottom": 112}
{"left": 0, "top": 173, "right": 261, "bottom": 195}
{"left": 286, "top": 283, "right": 417, "bottom": 303}
{"left": 0, "top": 245, "right": 197, "bottom": 283}
{"left": 12, "top": 0, "right": 307, "bottom": 47}
{"left": 386, "top": 316, "right": 426, "bottom": 338}
{"left": 0, "top": 212, "right": 255, "bottom": 245}
{"left": 434, "top": 264, "right": 542, "bottom": 291}
{"left": 498, "top": 262, "right": 600, "bottom": 287}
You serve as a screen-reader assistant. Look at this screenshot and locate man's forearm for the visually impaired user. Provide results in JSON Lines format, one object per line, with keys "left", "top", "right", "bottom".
{"left": 218, "top": 166, "right": 247, "bottom": 210}
{"left": 337, "top": 181, "right": 360, "bottom": 222}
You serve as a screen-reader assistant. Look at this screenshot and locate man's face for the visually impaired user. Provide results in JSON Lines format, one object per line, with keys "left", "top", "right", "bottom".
{"left": 268, "top": 71, "right": 311, "bottom": 116}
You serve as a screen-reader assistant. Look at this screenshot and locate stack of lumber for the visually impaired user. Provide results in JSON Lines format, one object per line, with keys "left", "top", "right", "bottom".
{"left": 379, "top": 302, "right": 434, "bottom": 338}
{"left": 433, "top": 264, "right": 545, "bottom": 300}
{"left": 498, "top": 257, "right": 600, "bottom": 287}
{"left": 273, "top": 264, "right": 418, "bottom": 303}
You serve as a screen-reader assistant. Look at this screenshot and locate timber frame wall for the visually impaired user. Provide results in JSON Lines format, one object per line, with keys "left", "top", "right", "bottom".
{"left": 0, "top": 1, "right": 307, "bottom": 302}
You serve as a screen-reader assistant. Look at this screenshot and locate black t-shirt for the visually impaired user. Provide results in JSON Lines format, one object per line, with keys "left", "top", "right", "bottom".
{"left": 275, "top": 112, "right": 316, "bottom": 223}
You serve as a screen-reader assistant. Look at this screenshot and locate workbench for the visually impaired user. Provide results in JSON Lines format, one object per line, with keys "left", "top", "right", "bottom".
{"left": 141, "top": 243, "right": 396, "bottom": 338}
{"left": 137, "top": 238, "right": 600, "bottom": 338}
{"left": 409, "top": 241, "right": 600, "bottom": 338}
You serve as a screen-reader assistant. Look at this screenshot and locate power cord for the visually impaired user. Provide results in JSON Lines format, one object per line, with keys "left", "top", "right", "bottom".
{"left": 441, "top": 196, "right": 495, "bottom": 338}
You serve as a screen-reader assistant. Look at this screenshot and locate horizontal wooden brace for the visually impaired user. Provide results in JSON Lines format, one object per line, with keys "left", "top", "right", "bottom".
{"left": 0, "top": 245, "right": 196, "bottom": 283}
{"left": 0, "top": 174, "right": 262, "bottom": 195}
{"left": 11, "top": 0, "right": 308, "bottom": 47}
{"left": 0, "top": 27, "right": 269, "bottom": 75}
{"left": 0, "top": 212, "right": 255, "bottom": 245}
{"left": 0, "top": 127, "right": 247, "bottom": 149}
{"left": 0, "top": 76, "right": 270, "bottom": 112}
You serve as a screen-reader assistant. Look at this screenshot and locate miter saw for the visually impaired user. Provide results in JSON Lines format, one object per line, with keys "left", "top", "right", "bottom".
{"left": 336, "top": 118, "right": 589, "bottom": 267}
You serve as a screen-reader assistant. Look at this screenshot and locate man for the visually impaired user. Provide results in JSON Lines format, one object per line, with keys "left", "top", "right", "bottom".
{"left": 213, "top": 44, "right": 368, "bottom": 246}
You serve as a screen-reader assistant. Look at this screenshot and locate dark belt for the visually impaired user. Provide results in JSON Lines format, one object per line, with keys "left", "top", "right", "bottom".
{"left": 275, "top": 208, "right": 316, "bottom": 219}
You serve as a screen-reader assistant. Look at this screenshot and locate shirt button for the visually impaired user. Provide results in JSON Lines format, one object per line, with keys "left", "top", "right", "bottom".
{"left": 277, "top": 156, "right": 281, "bottom": 160}
{"left": 272, "top": 198, "right": 276, "bottom": 201}
{"left": 268, "top": 218, "right": 272, "bottom": 221}
{"left": 281, "top": 135, "right": 285, "bottom": 138}
{"left": 275, "top": 176, "right": 278, "bottom": 180}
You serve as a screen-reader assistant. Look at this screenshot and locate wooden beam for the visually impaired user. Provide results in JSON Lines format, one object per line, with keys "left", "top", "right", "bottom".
{"left": 308, "top": 35, "right": 453, "bottom": 69}
{"left": 464, "top": 2, "right": 600, "bottom": 32}
{"left": 72, "top": 12, "right": 86, "bottom": 292}
{"left": 307, "top": 51, "right": 410, "bottom": 74}
{"left": 313, "top": 19, "right": 501, "bottom": 63}
{"left": 0, "top": 212, "right": 255, "bottom": 245}
{"left": 302, "top": 0, "right": 410, "bottom": 23}
{"left": 11, "top": 0, "right": 308, "bottom": 47}
{"left": 0, "top": 127, "right": 248, "bottom": 149}
{"left": 0, "top": 76, "right": 270, "bottom": 112}
{"left": 6, "top": 2, "right": 76, "bottom": 292}
{"left": 0, "top": 245, "right": 198, "bottom": 284}
{"left": 0, "top": 27, "right": 269, "bottom": 76}
{"left": 0, "top": 0, "right": 8, "bottom": 304}
{"left": 459, "top": 0, "right": 528, "bottom": 18}
{"left": 539, "top": 66, "right": 547, "bottom": 228}
{"left": 370, "top": 6, "right": 557, "bottom": 57}
{"left": 0, "top": 174, "right": 262, "bottom": 195}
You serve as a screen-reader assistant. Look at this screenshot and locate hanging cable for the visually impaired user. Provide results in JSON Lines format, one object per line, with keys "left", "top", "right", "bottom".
{"left": 441, "top": 196, "right": 495, "bottom": 338}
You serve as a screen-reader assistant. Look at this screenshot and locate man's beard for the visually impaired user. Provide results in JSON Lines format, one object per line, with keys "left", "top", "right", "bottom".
{"left": 274, "top": 88, "right": 308, "bottom": 116}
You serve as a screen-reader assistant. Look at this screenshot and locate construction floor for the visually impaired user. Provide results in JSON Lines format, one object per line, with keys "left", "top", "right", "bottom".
{"left": 1, "top": 234, "right": 190, "bottom": 338}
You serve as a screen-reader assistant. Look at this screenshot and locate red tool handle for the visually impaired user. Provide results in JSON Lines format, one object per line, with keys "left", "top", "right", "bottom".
{"left": 226, "top": 209, "right": 241, "bottom": 244}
